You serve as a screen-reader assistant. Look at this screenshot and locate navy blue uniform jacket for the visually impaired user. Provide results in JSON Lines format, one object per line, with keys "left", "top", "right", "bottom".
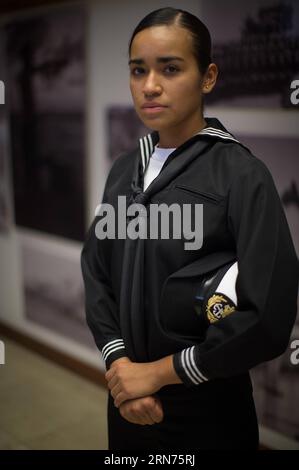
{"left": 81, "top": 117, "right": 298, "bottom": 388}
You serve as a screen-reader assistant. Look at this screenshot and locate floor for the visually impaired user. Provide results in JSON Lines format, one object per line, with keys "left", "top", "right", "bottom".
{"left": 2, "top": 336, "right": 299, "bottom": 451}
{"left": 0, "top": 336, "right": 108, "bottom": 450}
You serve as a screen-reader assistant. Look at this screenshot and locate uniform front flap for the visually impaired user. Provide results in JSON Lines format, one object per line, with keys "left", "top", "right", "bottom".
{"left": 159, "top": 251, "right": 237, "bottom": 337}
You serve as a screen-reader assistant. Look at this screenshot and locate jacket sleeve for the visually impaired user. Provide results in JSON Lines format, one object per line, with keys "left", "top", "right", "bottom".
{"left": 81, "top": 185, "right": 128, "bottom": 369}
{"left": 173, "top": 158, "right": 298, "bottom": 386}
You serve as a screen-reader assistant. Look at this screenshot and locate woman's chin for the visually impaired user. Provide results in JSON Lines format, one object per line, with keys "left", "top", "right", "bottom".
{"left": 140, "top": 119, "right": 173, "bottom": 133}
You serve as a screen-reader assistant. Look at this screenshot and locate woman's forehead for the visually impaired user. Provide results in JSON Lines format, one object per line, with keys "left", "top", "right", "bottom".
{"left": 130, "top": 25, "right": 193, "bottom": 59}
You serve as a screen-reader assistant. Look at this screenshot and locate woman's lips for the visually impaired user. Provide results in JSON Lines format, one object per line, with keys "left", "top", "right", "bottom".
{"left": 141, "top": 105, "right": 167, "bottom": 114}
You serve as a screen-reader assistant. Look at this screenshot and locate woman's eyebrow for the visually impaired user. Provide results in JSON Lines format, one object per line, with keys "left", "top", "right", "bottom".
{"left": 128, "top": 56, "right": 185, "bottom": 65}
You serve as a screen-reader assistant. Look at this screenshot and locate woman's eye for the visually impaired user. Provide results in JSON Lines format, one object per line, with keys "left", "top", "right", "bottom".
{"left": 130, "top": 67, "right": 145, "bottom": 76}
{"left": 164, "top": 65, "right": 179, "bottom": 74}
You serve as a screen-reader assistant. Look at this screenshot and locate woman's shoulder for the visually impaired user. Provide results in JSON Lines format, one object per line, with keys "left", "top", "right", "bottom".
{"left": 213, "top": 137, "right": 273, "bottom": 183}
{"left": 202, "top": 118, "right": 271, "bottom": 180}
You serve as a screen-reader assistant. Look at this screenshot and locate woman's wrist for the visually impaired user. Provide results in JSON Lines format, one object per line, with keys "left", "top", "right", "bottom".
{"left": 152, "top": 354, "right": 183, "bottom": 389}
{"left": 109, "top": 356, "right": 131, "bottom": 369}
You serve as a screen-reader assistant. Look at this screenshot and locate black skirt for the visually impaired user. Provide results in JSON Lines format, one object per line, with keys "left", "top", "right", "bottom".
{"left": 107, "top": 373, "right": 259, "bottom": 451}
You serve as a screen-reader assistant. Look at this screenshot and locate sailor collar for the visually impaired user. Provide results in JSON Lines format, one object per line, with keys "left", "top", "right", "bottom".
{"left": 138, "top": 117, "right": 240, "bottom": 172}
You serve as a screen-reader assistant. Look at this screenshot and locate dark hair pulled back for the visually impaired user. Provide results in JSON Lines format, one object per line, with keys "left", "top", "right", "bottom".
{"left": 128, "top": 7, "right": 212, "bottom": 74}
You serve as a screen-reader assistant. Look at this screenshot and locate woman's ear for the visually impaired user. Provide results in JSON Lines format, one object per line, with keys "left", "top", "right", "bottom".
{"left": 202, "top": 63, "right": 218, "bottom": 94}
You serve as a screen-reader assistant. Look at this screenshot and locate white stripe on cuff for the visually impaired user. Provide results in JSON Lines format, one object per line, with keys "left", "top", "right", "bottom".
{"left": 102, "top": 339, "right": 125, "bottom": 361}
{"left": 103, "top": 345, "right": 125, "bottom": 361}
{"left": 181, "top": 348, "right": 198, "bottom": 384}
{"left": 181, "top": 347, "right": 208, "bottom": 385}
{"left": 102, "top": 338, "right": 123, "bottom": 355}
{"left": 189, "top": 346, "right": 208, "bottom": 382}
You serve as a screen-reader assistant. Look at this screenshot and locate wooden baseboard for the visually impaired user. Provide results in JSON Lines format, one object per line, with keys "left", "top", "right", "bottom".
{"left": 0, "top": 320, "right": 107, "bottom": 389}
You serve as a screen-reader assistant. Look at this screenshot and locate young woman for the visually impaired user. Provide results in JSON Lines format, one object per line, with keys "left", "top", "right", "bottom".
{"left": 81, "top": 8, "right": 298, "bottom": 450}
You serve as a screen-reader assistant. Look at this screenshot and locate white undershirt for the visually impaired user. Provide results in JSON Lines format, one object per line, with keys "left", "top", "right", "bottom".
{"left": 143, "top": 145, "right": 176, "bottom": 191}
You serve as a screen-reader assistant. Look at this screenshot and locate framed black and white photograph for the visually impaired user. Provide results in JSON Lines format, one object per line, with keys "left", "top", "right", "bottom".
{"left": 201, "top": 0, "right": 299, "bottom": 108}
{"left": 106, "top": 106, "right": 149, "bottom": 161}
{"left": 22, "top": 236, "right": 97, "bottom": 351}
{"left": 0, "top": 107, "right": 12, "bottom": 233}
{"left": 5, "top": 5, "right": 87, "bottom": 241}
{"left": 238, "top": 134, "right": 299, "bottom": 442}
{"left": 238, "top": 134, "right": 299, "bottom": 255}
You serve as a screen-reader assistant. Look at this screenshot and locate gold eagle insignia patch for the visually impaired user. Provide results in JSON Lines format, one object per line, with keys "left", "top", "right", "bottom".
{"left": 206, "top": 293, "right": 236, "bottom": 324}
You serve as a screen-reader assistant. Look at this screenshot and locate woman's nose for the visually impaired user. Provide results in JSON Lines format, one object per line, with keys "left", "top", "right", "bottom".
{"left": 142, "top": 71, "right": 162, "bottom": 95}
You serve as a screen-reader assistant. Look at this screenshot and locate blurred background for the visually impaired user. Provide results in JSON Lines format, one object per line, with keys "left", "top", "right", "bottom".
{"left": 0, "top": 0, "right": 298, "bottom": 450}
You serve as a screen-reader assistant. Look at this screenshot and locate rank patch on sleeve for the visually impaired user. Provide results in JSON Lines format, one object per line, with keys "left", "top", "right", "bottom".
{"left": 206, "top": 293, "right": 236, "bottom": 324}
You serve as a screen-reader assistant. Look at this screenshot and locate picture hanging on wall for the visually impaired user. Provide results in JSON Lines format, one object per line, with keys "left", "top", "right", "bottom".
{"left": 106, "top": 106, "right": 149, "bottom": 162}
{"left": 4, "top": 4, "right": 86, "bottom": 241}
{"left": 21, "top": 236, "right": 97, "bottom": 352}
{"left": 238, "top": 134, "right": 299, "bottom": 442}
{"left": 201, "top": 0, "right": 299, "bottom": 108}
{"left": 0, "top": 107, "right": 12, "bottom": 233}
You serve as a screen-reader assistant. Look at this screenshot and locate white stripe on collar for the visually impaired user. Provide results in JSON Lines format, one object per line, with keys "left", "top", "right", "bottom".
{"left": 139, "top": 134, "right": 154, "bottom": 171}
{"left": 197, "top": 127, "right": 239, "bottom": 143}
{"left": 139, "top": 137, "right": 146, "bottom": 170}
{"left": 139, "top": 127, "right": 239, "bottom": 171}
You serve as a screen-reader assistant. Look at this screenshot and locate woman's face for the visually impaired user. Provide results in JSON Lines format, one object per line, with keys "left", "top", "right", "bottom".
{"left": 129, "top": 24, "right": 214, "bottom": 141}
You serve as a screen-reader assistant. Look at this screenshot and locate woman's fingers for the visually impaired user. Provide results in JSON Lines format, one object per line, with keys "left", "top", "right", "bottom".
{"left": 119, "top": 396, "right": 163, "bottom": 425}
{"left": 131, "top": 399, "right": 155, "bottom": 425}
{"left": 148, "top": 396, "right": 164, "bottom": 423}
{"left": 125, "top": 409, "right": 152, "bottom": 425}
{"left": 139, "top": 410, "right": 155, "bottom": 425}
{"left": 120, "top": 400, "right": 150, "bottom": 425}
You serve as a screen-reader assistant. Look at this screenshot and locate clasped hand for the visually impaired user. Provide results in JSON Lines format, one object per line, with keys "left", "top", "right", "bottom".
{"left": 105, "top": 360, "right": 161, "bottom": 408}
{"left": 105, "top": 358, "right": 164, "bottom": 426}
